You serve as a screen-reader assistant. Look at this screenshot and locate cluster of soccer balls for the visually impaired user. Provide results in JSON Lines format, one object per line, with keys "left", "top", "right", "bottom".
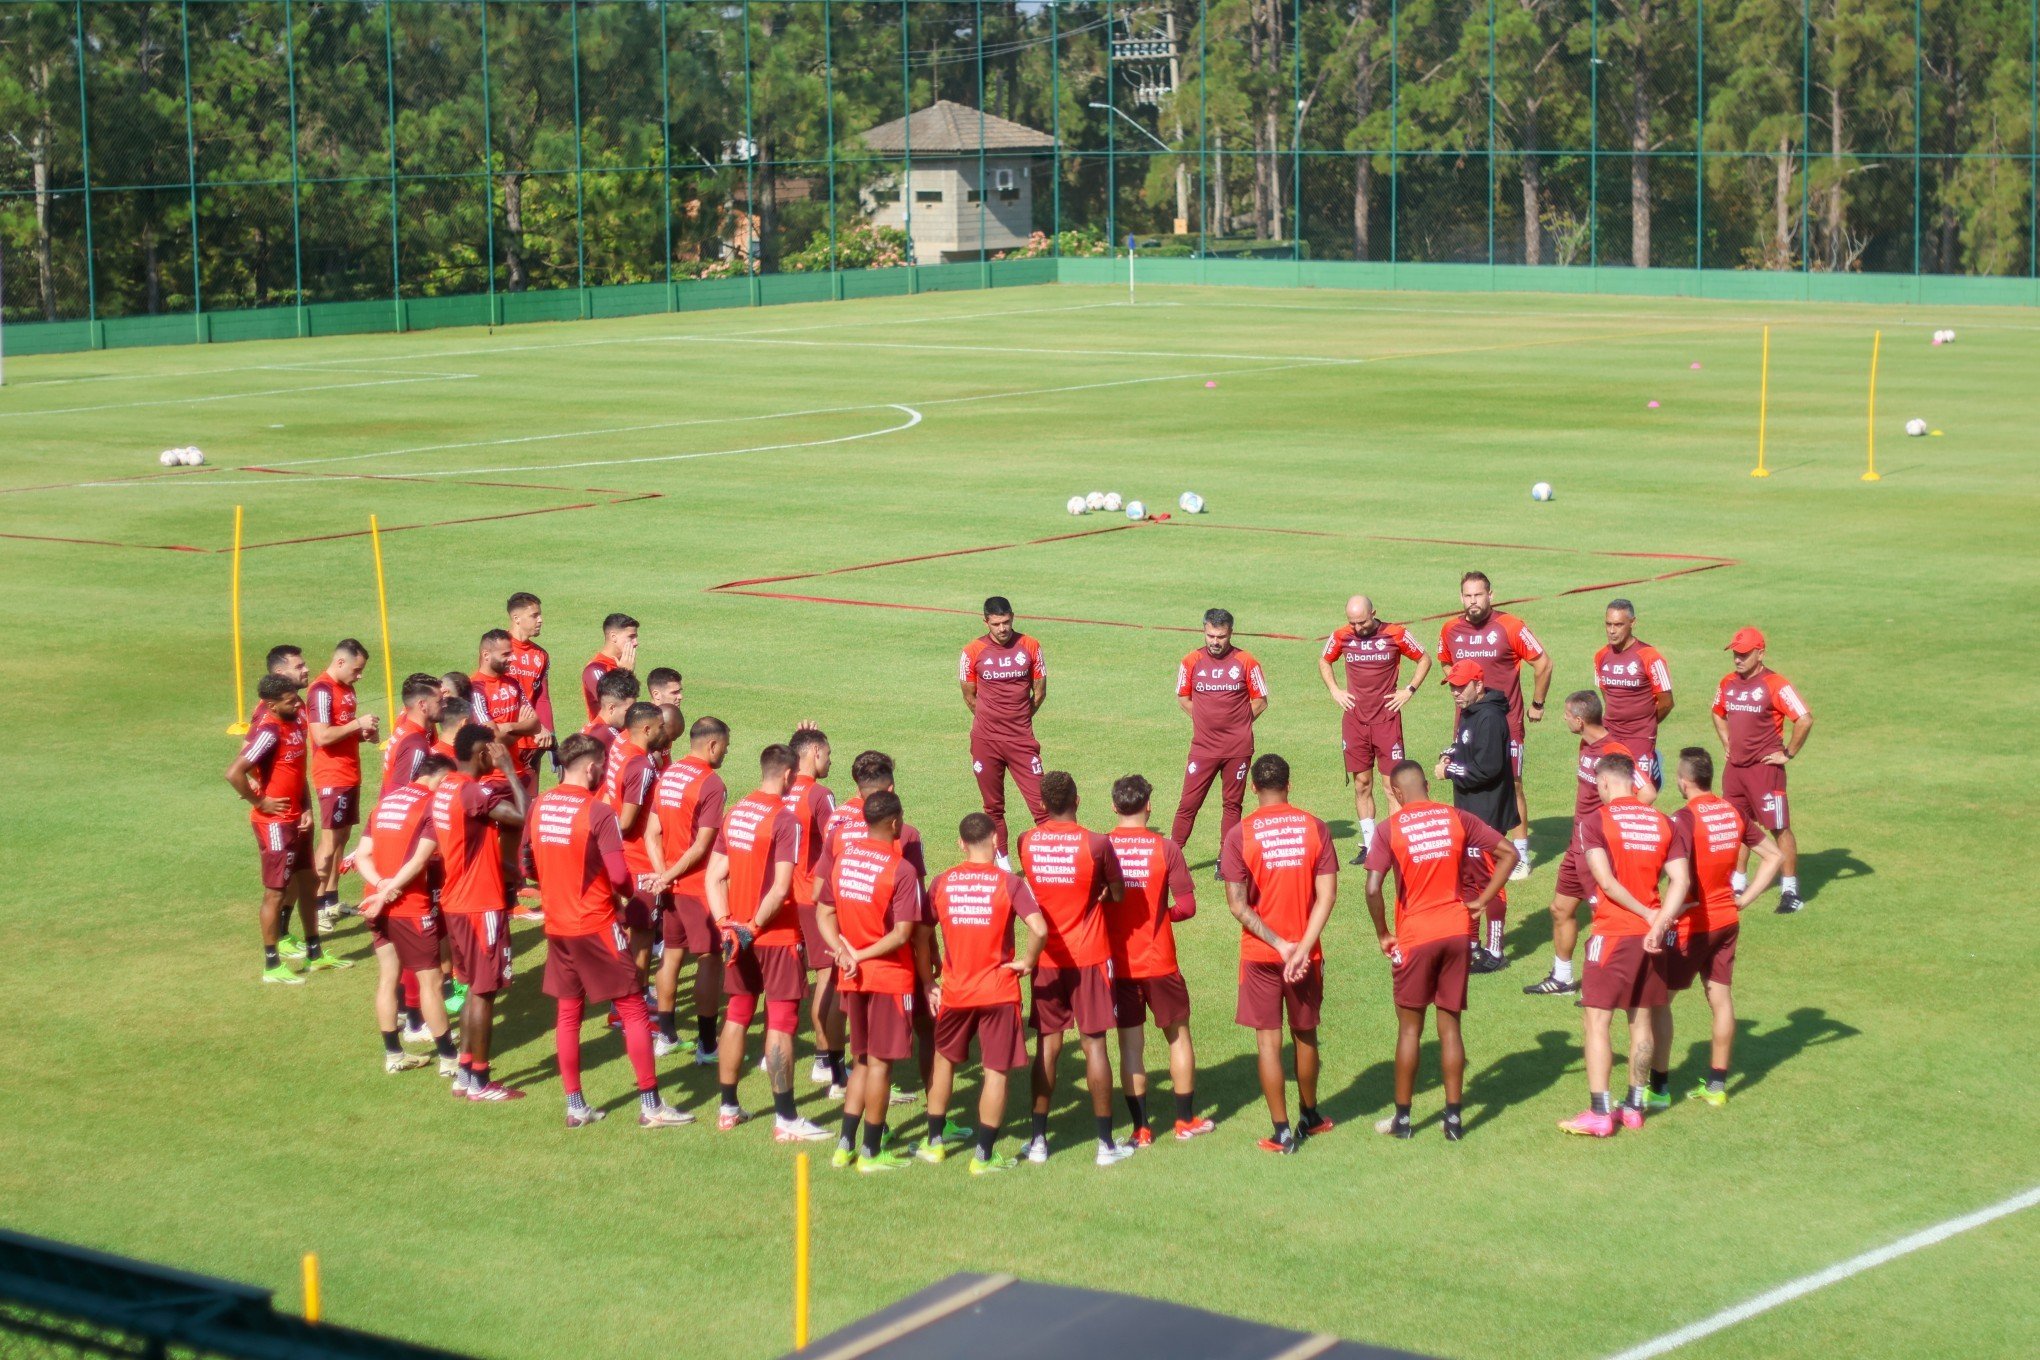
{"left": 1065, "top": 490, "right": 1206, "bottom": 520}
{"left": 157, "top": 446, "right": 207, "bottom": 466}
{"left": 1930, "top": 328, "right": 1958, "bottom": 346}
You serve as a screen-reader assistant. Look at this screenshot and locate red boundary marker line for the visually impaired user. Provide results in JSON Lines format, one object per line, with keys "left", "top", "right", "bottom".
{"left": 0, "top": 531, "right": 207, "bottom": 553}
{"left": 718, "top": 588, "right": 1307, "bottom": 640}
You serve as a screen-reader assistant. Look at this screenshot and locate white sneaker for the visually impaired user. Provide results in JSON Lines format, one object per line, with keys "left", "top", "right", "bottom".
{"left": 383, "top": 1051, "right": 431, "bottom": 1073}
{"left": 1509, "top": 854, "right": 1532, "bottom": 881}
{"left": 827, "top": 1082, "right": 847, "bottom": 1100}
{"left": 888, "top": 1085, "right": 919, "bottom": 1106}
{"left": 809, "top": 1056, "right": 834, "bottom": 1085}
{"left": 773, "top": 1116, "right": 833, "bottom": 1143}
{"left": 437, "top": 1055, "right": 460, "bottom": 1078}
{"left": 653, "top": 1034, "right": 681, "bottom": 1059}
{"left": 640, "top": 1102, "right": 697, "bottom": 1129}
{"left": 400, "top": 1021, "right": 432, "bottom": 1045}
{"left": 995, "top": 853, "right": 1013, "bottom": 872}
{"left": 566, "top": 1104, "right": 606, "bottom": 1129}
{"left": 1095, "top": 1141, "right": 1135, "bottom": 1167}
{"left": 317, "top": 908, "right": 342, "bottom": 933}
{"left": 1022, "top": 1135, "right": 1049, "bottom": 1164}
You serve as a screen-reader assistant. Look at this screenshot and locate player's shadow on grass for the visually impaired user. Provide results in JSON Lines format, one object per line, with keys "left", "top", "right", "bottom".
{"left": 1310, "top": 1029, "right": 1579, "bottom": 1132}
{"left": 1674, "top": 1007, "right": 1860, "bottom": 1099}
{"left": 1795, "top": 847, "right": 1873, "bottom": 898}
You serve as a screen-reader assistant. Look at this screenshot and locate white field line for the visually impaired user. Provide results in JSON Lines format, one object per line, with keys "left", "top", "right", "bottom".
{"left": 693, "top": 334, "right": 1351, "bottom": 363}
{"left": 1602, "top": 1184, "right": 2040, "bottom": 1360}
{"left": 0, "top": 373, "right": 476, "bottom": 419}
{"left": 1167, "top": 295, "right": 2040, "bottom": 334}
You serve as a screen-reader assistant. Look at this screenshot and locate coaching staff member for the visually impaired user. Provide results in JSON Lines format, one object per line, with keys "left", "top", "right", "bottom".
{"left": 1435, "top": 660, "right": 1514, "bottom": 972}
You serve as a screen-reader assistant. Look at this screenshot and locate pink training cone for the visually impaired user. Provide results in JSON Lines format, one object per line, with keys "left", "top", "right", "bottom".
{"left": 1204, "top": 380, "right": 1218, "bottom": 388}
{"left": 1647, "top": 400, "right": 1661, "bottom": 409}
{"left": 1690, "top": 362, "right": 1702, "bottom": 370}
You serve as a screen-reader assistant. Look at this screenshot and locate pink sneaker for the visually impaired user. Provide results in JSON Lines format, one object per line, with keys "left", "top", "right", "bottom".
{"left": 1558, "top": 1109, "right": 1616, "bottom": 1138}
{"left": 1618, "top": 1103, "right": 1645, "bottom": 1131}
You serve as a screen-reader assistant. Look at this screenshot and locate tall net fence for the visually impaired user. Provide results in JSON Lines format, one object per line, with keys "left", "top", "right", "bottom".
{"left": 2, "top": 0, "right": 2036, "bottom": 327}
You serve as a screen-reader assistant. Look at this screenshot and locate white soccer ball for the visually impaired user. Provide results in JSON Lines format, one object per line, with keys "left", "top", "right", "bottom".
{"left": 1125, "top": 500, "right": 1146, "bottom": 520}
{"left": 181, "top": 447, "right": 207, "bottom": 466}
{"left": 1066, "top": 495, "right": 1088, "bottom": 516}
{"left": 1945, "top": 328, "right": 1956, "bottom": 342}
{"left": 1177, "top": 491, "right": 1204, "bottom": 514}
{"left": 1084, "top": 491, "right": 1107, "bottom": 511}
{"left": 1905, "top": 418, "right": 1928, "bottom": 437}
{"left": 1102, "top": 492, "right": 1123, "bottom": 513}
{"left": 158, "top": 449, "right": 180, "bottom": 466}
{"left": 1531, "top": 481, "right": 1554, "bottom": 502}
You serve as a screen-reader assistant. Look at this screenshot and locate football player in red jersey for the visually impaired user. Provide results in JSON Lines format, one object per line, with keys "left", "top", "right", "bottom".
{"left": 958, "top": 595, "right": 1049, "bottom": 864}
{"left": 1711, "top": 627, "right": 1815, "bottom": 913}
{"left": 1319, "top": 595, "right": 1430, "bottom": 861}
{"left": 1171, "top": 608, "right": 1271, "bottom": 851}
{"left": 582, "top": 612, "right": 640, "bottom": 722}
{"left": 504, "top": 592, "right": 557, "bottom": 781}
{"left": 355, "top": 755, "right": 459, "bottom": 1076}
{"left": 1438, "top": 571, "right": 1552, "bottom": 876}
{"left": 226, "top": 673, "right": 339, "bottom": 982}
{"left": 307, "top": 639, "right": 378, "bottom": 930}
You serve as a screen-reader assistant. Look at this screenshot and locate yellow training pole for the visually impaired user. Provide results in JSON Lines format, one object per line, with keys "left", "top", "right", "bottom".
{"left": 1751, "top": 325, "right": 1771, "bottom": 477}
{"left": 1862, "top": 330, "right": 1883, "bottom": 481}
{"left": 794, "top": 1152, "right": 811, "bottom": 1349}
{"left": 302, "top": 1252, "right": 321, "bottom": 1324}
{"left": 369, "top": 515, "right": 396, "bottom": 718}
{"left": 226, "top": 504, "right": 250, "bottom": 734}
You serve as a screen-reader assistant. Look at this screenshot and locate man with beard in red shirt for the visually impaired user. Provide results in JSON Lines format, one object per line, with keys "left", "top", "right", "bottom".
{"left": 958, "top": 596, "right": 1048, "bottom": 865}
{"left": 1172, "top": 608, "right": 1270, "bottom": 853}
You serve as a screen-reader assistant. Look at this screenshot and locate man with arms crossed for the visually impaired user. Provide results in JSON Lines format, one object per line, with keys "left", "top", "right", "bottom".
{"left": 1172, "top": 607, "right": 1270, "bottom": 853}
{"left": 1642, "top": 748, "right": 1781, "bottom": 1108}
{"left": 1560, "top": 753, "right": 1688, "bottom": 1138}
{"left": 504, "top": 593, "right": 556, "bottom": 789}
{"left": 920, "top": 813, "right": 1049, "bottom": 1174}
{"left": 1363, "top": 762, "right": 1516, "bottom": 1140}
{"left": 1437, "top": 571, "right": 1551, "bottom": 877}
{"left": 1436, "top": 661, "right": 1515, "bottom": 972}
{"left": 1712, "top": 627, "right": 1815, "bottom": 913}
{"left": 647, "top": 717, "right": 730, "bottom": 1061}
{"left": 958, "top": 596, "right": 1048, "bottom": 866}
{"left": 307, "top": 639, "right": 378, "bottom": 930}
{"left": 1220, "top": 755, "right": 1338, "bottom": 1155}
{"left": 1595, "top": 599, "right": 1673, "bottom": 788}
{"left": 1320, "top": 595, "right": 1430, "bottom": 861}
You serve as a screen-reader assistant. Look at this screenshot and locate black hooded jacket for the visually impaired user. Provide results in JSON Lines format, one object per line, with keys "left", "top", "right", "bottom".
{"left": 1441, "top": 690, "right": 1515, "bottom": 835}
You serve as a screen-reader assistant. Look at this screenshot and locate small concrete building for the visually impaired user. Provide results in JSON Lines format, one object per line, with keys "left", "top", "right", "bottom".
{"left": 858, "top": 100, "right": 1056, "bottom": 264}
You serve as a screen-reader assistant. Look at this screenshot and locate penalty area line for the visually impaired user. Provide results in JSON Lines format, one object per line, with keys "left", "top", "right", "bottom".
{"left": 1601, "top": 1184, "right": 2040, "bottom": 1360}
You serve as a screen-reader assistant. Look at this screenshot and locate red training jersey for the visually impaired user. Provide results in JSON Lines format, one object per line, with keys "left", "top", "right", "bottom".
{"left": 600, "top": 736, "right": 658, "bottom": 876}
{"left": 1177, "top": 646, "right": 1269, "bottom": 751}
{"left": 505, "top": 636, "right": 553, "bottom": 736}
{"left": 820, "top": 796, "right": 929, "bottom": 885}
{"left": 1669, "top": 793, "right": 1764, "bottom": 938}
{"left": 1438, "top": 612, "right": 1544, "bottom": 735}
{"left": 651, "top": 755, "right": 726, "bottom": 895}
{"left": 1015, "top": 819, "right": 1120, "bottom": 969}
{"left": 1219, "top": 803, "right": 1337, "bottom": 965}
{"left": 1104, "top": 827, "right": 1195, "bottom": 979}
{"left": 782, "top": 774, "right": 836, "bottom": 907}
{"left": 581, "top": 653, "right": 619, "bottom": 723}
{"left": 1594, "top": 640, "right": 1672, "bottom": 749}
{"left": 469, "top": 669, "right": 527, "bottom": 751}
{"left": 1364, "top": 800, "right": 1502, "bottom": 949}
{"left": 959, "top": 633, "right": 1045, "bottom": 744}
{"left": 1576, "top": 795, "right": 1677, "bottom": 938}
{"left": 714, "top": 791, "right": 800, "bottom": 945}
{"left": 528, "top": 783, "right": 629, "bottom": 938}
{"left": 1322, "top": 622, "right": 1425, "bottom": 722}
{"left": 306, "top": 673, "right": 361, "bottom": 787}
{"left": 238, "top": 707, "right": 309, "bottom": 828}
{"left": 380, "top": 716, "right": 431, "bottom": 798}
{"left": 1571, "top": 733, "right": 1637, "bottom": 822}
{"left": 430, "top": 772, "right": 503, "bottom": 914}
{"left": 932, "top": 864, "right": 1038, "bottom": 1009}
{"left": 364, "top": 782, "right": 436, "bottom": 920}
{"left": 1712, "top": 667, "right": 1810, "bottom": 767}
{"left": 821, "top": 839, "right": 924, "bottom": 995}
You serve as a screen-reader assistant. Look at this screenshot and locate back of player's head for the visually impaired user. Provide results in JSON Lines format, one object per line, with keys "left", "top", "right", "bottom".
{"left": 333, "top": 637, "right": 368, "bottom": 661}
{"left": 440, "top": 671, "right": 472, "bottom": 700}
{"left": 1461, "top": 570, "right": 1492, "bottom": 589}
{"left": 1388, "top": 758, "right": 1426, "bottom": 794}
{"left": 402, "top": 673, "right": 440, "bottom": 705}
{"left": 1250, "top": 753, "right": 1291, "bottom": 792}
{"left": 506, "top": 591, "right": 541, "bottom": 614}
{"left": 1678, "top": 746, "right": 1714, "bottom": 790}
{"left": 959, "top": 811, "right": 996, "bottom": 846}
{"left": 691, "top": 715, "right": 730, "bottom": 743}
{"left": 789, "top": 727, "right": 829, "bottom": 759}
{"left": 438, "top": 697, "right": 471, "bottom": 727}
{"left": 596, "top": 668, "right": 641, "bottom": 703}
{"left": 1040, "top": 771, "right": 1078, "bottom": 817}
{"left": 454, "top": 724, "right": 495, "bottom": 764}
{"left": 555, "top": 732, "right": 603, "bottom": 774}
{"left": 480, "top": 627, "right": 512, "bottom": 647}
{"left": 863, "top": 790, "right": 903, "bottom": 826}
{"left": 602, "top": 612, "right": 639, "bottom": 635}
{"left": 1594, "top": 752, "right": 1636, "bottom": 784}
{"left": 624, "top": 701, "right": 662, "bottom": 733}
{"left": 759, "top": 743, "right": 797, "bottom": 777}
{"left": 646, "top": 666, "right": 682, "bottom": 691}
{"left": 1203, "top": 607, "right": 1234, "bottom": 630}
{"left": 265, "top": 644, "right": 302, "bottom": 671}
{"left": 1111, "top": 774, "right": 1152, "bottom": 815}
{"left": 1607, "top": 597, "right": 1636, "bottom": 619}
{"left": 256, "top": 672, "right": 300, "bottom": 702}
{"left": 851, "top": 750, "right": 895, "bottom": 791}
{"left": 1565, "top": 689, "right": 1603, "bottom": 723}
{"left": 983, "top": 596, "right": 1013, "bottom": 619}
{"left": 415, "top": 754, "right": 455, "bottom": 779}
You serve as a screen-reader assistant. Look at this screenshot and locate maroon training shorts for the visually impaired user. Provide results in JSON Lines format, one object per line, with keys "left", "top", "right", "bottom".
{"left": 1029, "top": 962, "right": 1114, "bottom": 1037}
{"left": 316, "top": 785, "right": 360, "bottom": 831}
{"left": 254, "top": 821, "right": 312, "bottom": 891}
{"left": 543, "top": 925, "right": 640, "bottom": 1003}
{"left": 371, "top": 911, "right": 442, "bottom": 973}
{"left": 1581, "top": 931, "right": 1668, "bottom": 1010}
{"left": 797, "top": 902, "right": 832, "bottom": 972}
{"left": 621, "top": 879, "right": 656, "bottom": 935}
{"left": 1392, "top": 934, "right": 1470, "bottom": 1012}
{"left": 935, "top": 1002, "right": 1029, "bottom": 1070}
{"left": 1664, "top": 923, "right": 1739, "bottom": 992}
{"left": 1556, "top": 846, "right": 1595, "bottom": 902}
{"left": 1723, "top": 762, "right": 1790, "bottom": 833}
{"left": 662, "top": 891, "right": 715, "bottom": 954}
{"left": 844, "top": 990, "right": 915, "bottom": 1062}
{"left": 1111, "top": 971, "right": 1191, "bottom": 1029}
{"left": 446, "top": 910, "right": 513, "bottom": 995}
{"left": 1235, "top": 958, "right": 1323, "bottom": 1031}
{"left": 723, "top": 941, "right": 806, "bottom": 1002}
{"left": 1342, "top": 712, "right": 1407, "bottom": 776}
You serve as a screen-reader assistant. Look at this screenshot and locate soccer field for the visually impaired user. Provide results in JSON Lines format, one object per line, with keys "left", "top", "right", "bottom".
{"left": 2, "top": 282, "right": 2036, "bottom": 1360}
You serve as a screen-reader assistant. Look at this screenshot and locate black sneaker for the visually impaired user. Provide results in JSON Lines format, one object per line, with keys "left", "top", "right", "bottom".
{"left": 1349, "top": 847, "right": 1368, "bottom": 866}
{"left": 1468, "top": 946, "right": 1510, "bottom": 974}
{"left": 1442, "top": 1114, "right": 1464, "bottom": 1142}
{"left": 1523, "top": 972, "right": 1580, "bottom": 996}
{"left": 1775, "top": 889, "right": 1805, "bottom": 914}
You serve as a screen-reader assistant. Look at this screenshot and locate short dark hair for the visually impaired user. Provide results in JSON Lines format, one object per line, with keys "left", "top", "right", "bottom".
{"left": 256, "top": 673, "right": 299, "bottom": 702}
{"left": 1203, "top": 607, "right": 1234, "bottom": 630}
{"left": 438, "top": 697, "right": 471, "bottom": 726}
{"left": 596, "top": 668, "right": 640, "bottom": 702}
{"left": 415, "top": 754, "right": 455, "bottom": 779}
{"left": 759, "top": 743, "right": 797, "bottom": 777}
{"left": 983, "top": 596, "right": 1013, "bottom": 618}
{"left": 1040, "top": 771, "right": 1078, "bottom": 817}
{"left": 1678, "top": 746, "right": 1714, "bottom": 790}
{"left": 691, "top": 716, "right": 730, "bottom": 742}
{"left": 1250, "top": 753, "right": 1291, "bottom": 792}
{"left": 789, "top": 728, "right": 829, "bottom": 759}
{"left": 863, "top": 790, "right": 903, "bottom": 825}
{"left": 1566, "top": 689, "right": 1603, "bottom": 723}
{"left": 480, "top": 628, "right": 511, "bottom": 647}
{"left": 555, "top": 732, "right": 603, "bottom": 772}
{"left": 264, "top": 644, "right": 301, "bottom": 671}
{"left": 646, "top": 666, "right": 682, "bottom": 690}
{"left": 454, "top": 725, "right": 495, "bottom": 763}
{"left": 1111, "top": 774, "right": 1152, "bottom": 816}
{"left": 402, "top": 674, "right": 440, "bottom": 704}
{"left": 624, "top": 701, "right": 663, "bottom": 731}
{"left": 440, "top": 671, "right": 472, "bottom": 700}
{"left": 851, "top": 750, "right": 895, "bottom": 791}
{"left": 602, "top": 612, "right": 639, "bottom": 634}
{"left": 1607, "top": 597, "right": 1636, "bottom": 619}
{"left": 1594, "top": 752, "right": 1637, "bottom": 783}
{"left": 959, "top": 812, "right": 996, "bottom": 845}
{"left": 1388, "top": 758, "right": 1425, "bottom": 783}
{"left": 506, "top": 591, "right": 541, "bottom": 614}
{"left": 334, "top": 638, "right": 367, "bottom": 660}
{"left": 1461, "top": 570, "right": 1491, "bottom": 589}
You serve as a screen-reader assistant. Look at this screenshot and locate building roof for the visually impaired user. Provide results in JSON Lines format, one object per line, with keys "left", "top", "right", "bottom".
{"left": 859, "top": 100, "right": 1056, "bottom": 155}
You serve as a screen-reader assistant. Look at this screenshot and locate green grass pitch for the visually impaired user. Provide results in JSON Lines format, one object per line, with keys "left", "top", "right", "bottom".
{"left": 2, "top": 284, "right": 2035, "bottom": 1360}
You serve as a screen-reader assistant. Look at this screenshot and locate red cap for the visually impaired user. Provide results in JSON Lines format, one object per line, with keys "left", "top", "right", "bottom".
{"left": 1725, "top": 626, "right": 1765, "bottom": 654}
{"left": 1446, "top": 660, "right": 1485, "bottom": 687}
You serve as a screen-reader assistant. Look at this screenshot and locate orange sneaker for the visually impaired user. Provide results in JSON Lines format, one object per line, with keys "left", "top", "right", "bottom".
{"left": 1173, "top": 1116, "right": 1216, "bottom": 1140}
{"left": 1130, "top": 1126, "right": 1155, "bottom": 1149}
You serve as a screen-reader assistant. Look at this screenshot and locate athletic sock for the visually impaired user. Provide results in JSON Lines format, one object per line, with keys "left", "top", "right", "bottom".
{"left": 264, "top": 946, "right": 280, "bottom": 969}
{"left": 381, "top": 1029, "right": 402, "bottom": 1055}
{"left": 1444, "top": 1102, "right": 1462, "bottom": 1124}
{"left": 719, "top": 1083, "right": 740, "bottom": 1108}
{"left": 839, "top": 1112, "right": 859, "bottom": 1151}
{"left": 975, "top": 1123, "right": 998, "bottom": 1159}
{"left": 566, "top": 1091, "right": 591, "bottom": 1115}
{"left": 1782, "top": 875, "right": 1799, "bottom": 894}
{"left": 1359, "top": 818, "right": 1376, "bottom": 850}
{"left": 772, "top": 1087, "right": 799, "bottom": 1122}
{"left": 696, "top": 1015, "right": 719, "bottom": 1051}
{"left": 861, "top": 1119, "right": 885, "bottom": 1158}
{"left": 1124, "top": 1094, "right": 1147, "bottom": 1129}
{"left": 1649, "top": 1069, "right": 1670, "bottom": 1096}
{"left": 1708, "top": 1066, "right": 1728, "bottom": 1092}
{"left": 1030, "top": 1112, "right": 1048, "bottom": 1141}
{"left": 1730, "top": 871, "right": 1749, "bottom": 894}
{"left": 1393, "top": 1102, "right": 1411, "bottom": 1123}
{"left": 402, "top": 1005, "right": 425, "bottom": 1029}
{"left": 640, "top": 1090, "right": 662, "bottom": 1116}
{"left": 1094, "top": 1115, "right": 1115, "bottom": 1147}
{"left": 1173, "top": 1091, "right": 1194, "bottom": 1123}
{"left": 1301, "top": 1104, "right": 1323, "bottom": 1129}
{"left": 1513, "top": 837, "right": 1530, "bottom": 861}
{"left": 1551, "top": 957, "right": 1574, "bottom": 984}
{"left": 1271, "top": 1121, "right": 1291, "bottom": 1142}
{"left": 1626, "top": 1084, "right": 1645, "bottom": 1110}
{"left": 434, "top": 1032, "right": 458, "bottom": 1060}
{"left": 827, "top": 1050, "right": 847, "bottom": 1086}
{"left": 304, "top": 939, "right": 324, "bottom": 962}
{"left": 1589, "top": 1091, "right": 1610, "bottom": 1115}
{"left": 656, "top": 1010, "right": 678, "bottom": 1043}
{"left": 472, "top": 1062, "right": 490, "bottom": 1088}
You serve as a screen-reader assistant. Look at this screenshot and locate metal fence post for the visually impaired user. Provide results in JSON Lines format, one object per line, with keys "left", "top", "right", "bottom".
{"left": 823, "top": 0, "right": 836, "bottom": 276}
{"left": 1589, "top": 0, "right": 1597, "bottom": 265}
{"left": 1486, "top": 0, "right": 1495, "bottom": 266}
{"left": 383, "top": 0, "right": 401, "bottom": 317}
{"left": 480, "top": 0, "right": 498, "bottom": 319}
{"left": 72, "top": 0, "right": 95, "bottom": 328}
{"left": 976, "top": 0, "right": 987, "bottom": 280}
{"left": 180, "top": 0, "right": 203, "bottom": 328}
{"left": 284, "top": 0, "right": 304, "bottom": 328}
{"left": 1800, "top": 0, "right": 1809, "bottom": 274}
{"left": 1389, "top": 0, "right": 1398, "bottom": 264}
{"left": 899, "top": 0, "right": 912, "bottom": 271}
{"left": 1695, "top": 0, "right": 1704, "bottom": 271}
{"left": 1050, "top": 0, "right": 1060, "bottom": 253}
{"left": 1197, "top": 0, "right": 1208, "bottom": 258}
{"left": 571, "top": 0, "right": 587, "bottom": 303}
{"left": 742, "top": 0, "right": 757, "bottom": 297}
{"left": 2031, "top": 0, "right": 2037, "bottom": 279}
{"left": 1106, "top": 0, "right": 1117, "bottom": 258}
{"left": 660, "top": 0, "right": 673, "bottom": 298}
{"left": 1292, "top": 0, "right": 1303, "bottom": 260}
{"left": 1912, "top": 0, "right": 1921, "bottom": 276}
